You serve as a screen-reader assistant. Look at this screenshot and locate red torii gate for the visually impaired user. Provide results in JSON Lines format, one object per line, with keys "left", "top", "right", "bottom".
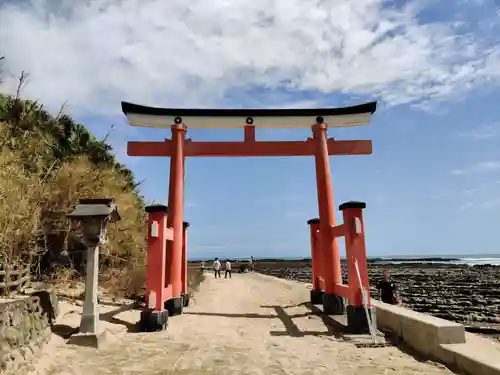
{"left": 122, "top": 101, "right": 377, "bottom": 333}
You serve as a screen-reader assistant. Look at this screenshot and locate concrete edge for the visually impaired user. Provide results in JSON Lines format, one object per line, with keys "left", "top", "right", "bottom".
{"left": 439, "top": 342, "right": 500, "bottom": 375}
{"left": 373, "top": 300, "right": 500, "bottom": 375}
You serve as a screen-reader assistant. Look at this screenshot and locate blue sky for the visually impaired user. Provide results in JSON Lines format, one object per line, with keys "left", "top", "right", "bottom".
{"left": 1, "top": 0, "right": 500, "bottom": 259}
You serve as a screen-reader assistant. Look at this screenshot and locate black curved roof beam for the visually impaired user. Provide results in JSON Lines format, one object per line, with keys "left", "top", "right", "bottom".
{"left": 121, "top": 101, "right": 377, "bottom": 129}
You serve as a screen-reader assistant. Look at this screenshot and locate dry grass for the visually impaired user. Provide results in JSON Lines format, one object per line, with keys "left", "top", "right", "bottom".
{"left": 187, "top": 267, "right": 205, "bottom": 296}
{"left": 44, "top": 156, "right": 147, "bottom": 263}
{"left": 0, "top": 89, "right": 203, "bottom": 299}
{"left": 0, "top": 146, "right": 44, "bottom": 269}
{"left": 0, "top": 92, "right": 147, "bottom": 296}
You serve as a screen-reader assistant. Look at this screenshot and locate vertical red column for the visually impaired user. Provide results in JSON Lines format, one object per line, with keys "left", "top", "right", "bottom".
{"left": 144, "top": 204, "right": 169, "bottom": 312}
{"left": 181, "top": 221, "right": 190, "bottom": 306}
{"left": 341, "top": 201, "right": 370, "bottom": 307}
{"left": 339, "top": 201, "right": 374, "bottom": 334}
{"left": 308, "top": 218, "right": 324, "bottom": 304}
{"left": 308, "top": 218, "right": 320, "bottom": 290}
{"left": 164, "top": 241, "right": 171, "bottom": 288}
{"left": 312, "top": 123, "right": 344, "bottom": 314}
{"left": 165, "top": 124, "right": 186, "bottom": 315}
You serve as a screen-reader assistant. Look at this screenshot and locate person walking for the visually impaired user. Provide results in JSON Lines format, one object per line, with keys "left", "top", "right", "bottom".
{"left": 376, "top": 269, "right": 401, "bottom": 305}
{"left": 200, "top": 260, "right": 205, "bottom": 275}
{"left": 249, "top": 256, "right": 254, "bottom": 272}
{"left": 213, "top": 257, "right": 221, "bottom": 278}
{"left": 225, "top": 260, "right": 232, "bottom": 279}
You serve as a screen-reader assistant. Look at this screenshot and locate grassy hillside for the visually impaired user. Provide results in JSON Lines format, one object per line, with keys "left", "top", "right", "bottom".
{"left": 0, "top": 90, "right": 148, "bottom": 296}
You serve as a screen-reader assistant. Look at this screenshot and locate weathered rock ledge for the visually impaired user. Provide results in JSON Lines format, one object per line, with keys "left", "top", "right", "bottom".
{"left": 0, "top": 286, "right": 58, "bottom": 374}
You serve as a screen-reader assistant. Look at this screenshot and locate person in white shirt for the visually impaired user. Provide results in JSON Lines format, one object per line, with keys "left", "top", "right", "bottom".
{"left": 213, "top": 258, "right": 221, "bottom": 278}
{"left": 224, "top": 260, "right": 232, "bottom": 279}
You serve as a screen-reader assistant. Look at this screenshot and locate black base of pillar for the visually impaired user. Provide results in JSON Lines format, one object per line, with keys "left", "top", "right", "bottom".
{"left": 310, "top": 290, "right": 324, "bottom": 305}
{"left": 322, "top": 293, "right": 345, "bottom": 315}
{"left": 164, "top": 297, "right": 183, "bottom": 316}
{"left": 138, "top": 309, "right": 169, "bottom": 332}
{"left": 346, "top": 305, "right": 375, "bottom": 334}
{"left": 181, "top": 292, "right": 190, "bottom": 307}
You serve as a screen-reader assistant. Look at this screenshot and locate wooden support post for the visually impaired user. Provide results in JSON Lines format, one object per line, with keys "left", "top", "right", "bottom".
{"left": 308, "top": 218, "right": 324, "bottom": 305}
{"left": 312, "top": 124, "right": 342, "bottom": 291}
{"left": 307, "top": 218, "right": 321, "bottom": 291}
{"left": 181, "top": 221, "right": 189, "bottom": 295}
{"left": 340, "top": 201, "right": 370, "bottom": 308}
{"left": 339, "top": 201, "right": 373, "bottom": 334}
{"left": 313, "top": 124, "right": 345, "bottom": 315}
{"left": 244, "top": 126, "right": 256, "bottom": 142}
{"left": 166, "top": 125, "right": 186, "bottom": 300}
{"left": 144, "top": 205, "right": 170, "bottom": 312}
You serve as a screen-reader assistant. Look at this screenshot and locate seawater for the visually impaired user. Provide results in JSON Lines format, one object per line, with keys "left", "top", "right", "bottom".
{"left": 189, "top": 254, "right": 500, "bottom": 266}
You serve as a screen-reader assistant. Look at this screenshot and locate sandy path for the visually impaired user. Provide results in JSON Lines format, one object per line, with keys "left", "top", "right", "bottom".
{"left": 38, "top": 273, "right": 454, "bottom": 375}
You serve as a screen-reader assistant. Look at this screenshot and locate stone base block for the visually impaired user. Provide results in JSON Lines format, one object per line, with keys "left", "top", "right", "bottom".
{"left": 69, "top": 330, "right": 108, "bottom": 348}
{"left": 27, "top": 283, "right": 59, "bottom": 324}
{"left": 346, "top": 305, "right": 375, "bottom": 334}
{"left": 80, "top": 313, "right": 98, "bottom": 333}
{"left": 164, "top": 297, "right": 183, "bottom": 317}
{"left": 69, "top": 322, "right": 127, "bottom": 348}
{"left": 181, "top": 292, "right": 190, "bottom": 308}
{"left": 322, "top": 293, "right": 345, "bottom": 315}
{"left": 310, "top": 290, "right": 324, "bottom": 305}
{"left": 138, "top": 309, "right": 169, "bottom": 332}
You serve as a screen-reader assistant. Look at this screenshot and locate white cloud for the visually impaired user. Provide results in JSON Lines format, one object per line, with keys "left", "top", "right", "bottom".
{"left": 457, "top": 198, "right": 500, "bottom": 211}
{"left": 430, "top": 191, "right": 452, "bottom": 200}
{"left": 462, "top": 188, "right": 478, "bottom": 197}
{"left": 451, "top": 161, "right": 500, "bottom": 176}
{"left": 459, "top": 196, "right": 500, "bottom": 210}
{"left": 482, "top": 197, "right": 500, "bottom": 209}
{"left": 0, "top": 0, "right": 499, "bottom": 116}
{"left": 456, "top": 123, "right": 500, "bottom": 140}
{"left": 433, "top": 180, "right": 500, "bottom": 210}
{"left": 458, "top": 201, "right": 473, "bottom": 210}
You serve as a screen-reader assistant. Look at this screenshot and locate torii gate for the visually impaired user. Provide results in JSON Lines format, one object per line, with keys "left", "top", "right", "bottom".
{"left": 122, "top": 101, "right": 377, "bottom": 333}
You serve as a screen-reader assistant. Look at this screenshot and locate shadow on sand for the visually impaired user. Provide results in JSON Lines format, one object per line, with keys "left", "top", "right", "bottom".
{"left": 99, "top": 302, "right": 139, "bottom": 332}
{"left": 185, "top": 301, "right": 342, "bottom": 338}
{"left": 52, "top": 301, "right": 140, "bottom": 339}
{"left": 262, "top": 302, "right": 343, "bottom": 338}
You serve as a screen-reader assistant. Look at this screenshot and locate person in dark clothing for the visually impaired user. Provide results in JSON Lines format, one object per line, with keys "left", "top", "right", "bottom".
{"left": 376, "top": 269, "right": 401, "bottom": 305}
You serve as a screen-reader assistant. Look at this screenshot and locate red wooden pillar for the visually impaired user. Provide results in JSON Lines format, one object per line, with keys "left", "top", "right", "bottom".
{"left": 308, "top": 218, "right": 321, "bottom": 290}
{"left": 340, "top": 201, "right": 370, "bottom": 307}
{"left": 312, "top": 123, "right": 344, "bottom": 314}
{"left": 181, "top": 221, "right": 189, "bottom": 295}
{"left": 144, "top": 204, "right": 170, "bottom": 312}
{"left": 339, "top": 201, "right": 373, "bottom": 333}
{"left": 308, "top": 218, "right": 324, "bottom": 304}
{"left": 165, "top": 124, "right": 186, "bottom": 315}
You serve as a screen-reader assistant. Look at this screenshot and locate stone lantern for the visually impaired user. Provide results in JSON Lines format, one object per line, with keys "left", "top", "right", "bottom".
{"left": 66, "top": 198, "right": 120, "bottom": 345}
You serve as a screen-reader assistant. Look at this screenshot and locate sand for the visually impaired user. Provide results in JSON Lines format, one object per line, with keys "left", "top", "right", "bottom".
{"left": 33, "top": 272, "right": 455, "bottom": 375}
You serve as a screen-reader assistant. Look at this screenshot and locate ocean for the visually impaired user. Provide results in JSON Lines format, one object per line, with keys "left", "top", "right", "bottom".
{"left": 375, "top": 256, "right": 500, "bottom": 266}
{"left": 189, "top": 254, "right": 500, "bottom": 266}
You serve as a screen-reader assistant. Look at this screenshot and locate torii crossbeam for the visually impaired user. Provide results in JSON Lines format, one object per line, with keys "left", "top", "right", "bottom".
{"left": 122, "top": 100, "right": 377, "bottom": 331}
